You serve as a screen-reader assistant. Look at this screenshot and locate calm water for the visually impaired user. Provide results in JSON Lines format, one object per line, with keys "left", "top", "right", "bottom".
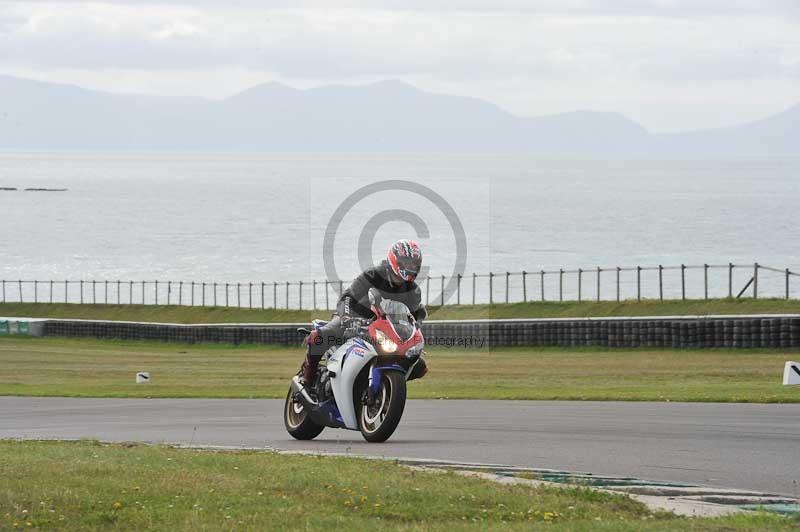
{"left": 1, "top": 152, "right": 799, "bottom": 304}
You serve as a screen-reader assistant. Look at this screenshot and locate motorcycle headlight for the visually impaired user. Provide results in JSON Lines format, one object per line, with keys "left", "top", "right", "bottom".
{"left": 375, "top": 329, "right": 397, "bottom": 353}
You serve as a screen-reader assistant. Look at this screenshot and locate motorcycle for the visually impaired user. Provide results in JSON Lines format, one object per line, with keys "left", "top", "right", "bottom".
{"left": 284, "top": 288, "right": 425, "bottom": 443}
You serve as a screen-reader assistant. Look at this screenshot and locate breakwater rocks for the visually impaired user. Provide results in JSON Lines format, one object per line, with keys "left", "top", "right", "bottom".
{"left": 31, "top": 315, "right": 800, "bottom": 349}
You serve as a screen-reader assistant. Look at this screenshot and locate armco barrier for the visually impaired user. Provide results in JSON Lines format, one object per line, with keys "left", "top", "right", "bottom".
{"left": 20, "top": 315, "right": 800, "bottom": 349}
{"left": 0, "top": 318, "right": 42, "bottom": 336}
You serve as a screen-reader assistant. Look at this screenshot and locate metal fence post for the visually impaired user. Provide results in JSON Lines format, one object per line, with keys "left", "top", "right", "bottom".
{"left": 522, "top": 271, "right": 527, "bottom": 303}
{"left": 703, "top": 264, "right": 709, "bottom": 300}
{"left": 104, "top": 280, "right": 108, "bottom": 304}
{"left": 616, "top": 267, "right": 620, "bottom": 302}
{"left": 728, "top": 263, "right": 733, "bottom": 298}
{"left": 441, "top": 275, "right": 445, "bottom": 306}
{"left": 312, "top": 280, "right": 317, "bottom": 311}
{"left": 201, "top": 282, "right": 205, "bottom": 306}
{"left": 141, "top": 281, "right": 145, "bottom": 304}
{"left": 1, "top": 279, "right": 5, "bottom": 302}
{"left": 80, "top": 280, "right": 84, "bottom": 304}
{"left": 540, "top": 270, "right": 545, "bottom": 302}
{"left": 559, "top": 269, "right": 563, "bottom": 302}
{"left": 426, "top": 277, "right": 431, "bottom": 305}
{"left": 238, "top": 282, "right": 242, "bottom": 308}
{"left": 178, "top": 281, "right": 183, "bottom": 306}
{"left": 18, "top": 280, "right": 22, "bottom": 303}
{"left": 167, "top": 281, "right": 171, "bottom": 305}
{"left": 489, "top": 273, "right": 493, "bottom": 304}
{"left": 578, "top": 268, "right": 582, "bottom": 302}
{"left": 324, "top": 280, "right": 329, "bottom": 310}
{"left": 636, "top": 266, "right": 641, "bottom": 301}
{"left": 34, "top": 280, "right": 38, "bottom": 303}
{"left": 786, "top": 268, "right": 790, "bottom": 300}
{"left": 753, "top": 262, "right": 759, "bottom": 299}
{"left": 273, "top": 282, "right": 277, "bottom": 308}
{"left": 339, "top": 280, "right": 343, "bottom": 297}
{"left": 213, "top": 282, "right": 217, "bottom": 307}
{"left": 225, "top": 283, "right": 229, "bottom": 307}
{"left": 472, "top": 273, "right": 476, "bottom": 305}
{"left": 681, "top": 264, "right": 686, "bottom": 300}
{"left": 457, "top": 273, "right": 463, "bottom": 305}
{"left": 285, "top": 281, "right": 289, "bottom": 309}
{"left": 249, "top": 282, "right": 253, "bottom": 309}
{"left": 299, "top": 281, "right": 303, "bottom": 311}
{"left": 658, "top": 265, "right": 663, "bottom": 301}
{"left": 261, "top": 282, "right": 265, "bottom": 310}
{"left": 596, "top": 267, "right": 601, "bottom": 301}
{"left": 116, "top": 280, "right": 120, "bottom": 304}
{"left": 129, "top": 281, "right": 132, "bottom": 304}
{"left": 191, "top": 281, "right": 195, "bottom": 306}
{"left": 92, "top": 280, "right": 96, "bottom": 304}
{"left": 505, "top": 272, "right": 509, "bottom": 304}
{"left": 66, "top": 280, "right": 69, "bottom": 303}
{"left": 155, "top": 280, "right": 159, "bottom": 305}
{"left": 51, "top": 280, "right": 55, "bottom": 303}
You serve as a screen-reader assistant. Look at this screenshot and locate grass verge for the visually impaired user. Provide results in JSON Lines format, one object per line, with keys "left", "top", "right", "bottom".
{"left": 2, "top": 298, "right": 800, "bottom": 324}
{"left": 0, "top": 440, "right": 794, "bottom": 531}
{"left": 0, "top": 337, "right": 797, "bottom": 402}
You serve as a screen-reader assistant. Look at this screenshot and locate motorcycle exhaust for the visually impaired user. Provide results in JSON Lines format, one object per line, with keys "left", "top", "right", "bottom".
{"left": 290, "top": 376, "right": 319, "bottom": 410}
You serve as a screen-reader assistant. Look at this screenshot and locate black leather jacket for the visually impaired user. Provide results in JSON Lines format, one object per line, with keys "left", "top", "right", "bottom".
{"left": 336, "top": 260, "right": 426, "bottom": 321}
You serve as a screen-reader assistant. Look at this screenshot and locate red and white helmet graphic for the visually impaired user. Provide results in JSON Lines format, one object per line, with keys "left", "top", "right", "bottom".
{"left": 387, "top": 239, "right": 423, "bottom": 282}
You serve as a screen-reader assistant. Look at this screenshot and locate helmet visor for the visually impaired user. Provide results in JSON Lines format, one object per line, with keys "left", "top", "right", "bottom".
{"left": 395, "top": 256, "right": 420, "bottom": 280}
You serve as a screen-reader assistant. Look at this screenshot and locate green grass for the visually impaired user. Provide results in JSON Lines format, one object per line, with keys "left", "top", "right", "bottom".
{"left": 2, "top": 298, "right": 800, "bottom": 324}
{"left": 0, "top": 440, "right": 794, "bottom": 531}
{"left": 1, "top": 337, "right": 797, "bottom": 402}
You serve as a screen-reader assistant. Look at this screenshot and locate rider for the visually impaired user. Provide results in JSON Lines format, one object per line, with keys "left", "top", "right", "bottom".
{"left": 300, "top": 239, "right": 428, "bottom": 386}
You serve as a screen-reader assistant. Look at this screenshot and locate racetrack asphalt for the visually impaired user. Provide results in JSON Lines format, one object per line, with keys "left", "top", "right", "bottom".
{"left": 1, "top": 397, "right": 798, "bottom": 496}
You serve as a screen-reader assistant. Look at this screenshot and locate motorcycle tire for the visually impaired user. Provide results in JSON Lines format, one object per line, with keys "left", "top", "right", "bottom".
{"left": 283, "top": 387, "right": 325, "bottom": 440}
{"left": 358, "top": 371, "right": 407, "bottom": 443}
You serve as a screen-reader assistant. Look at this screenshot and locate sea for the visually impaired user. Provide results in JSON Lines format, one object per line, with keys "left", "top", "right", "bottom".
{"left": 1, "top": 152, "right": 798, "bottom": 305}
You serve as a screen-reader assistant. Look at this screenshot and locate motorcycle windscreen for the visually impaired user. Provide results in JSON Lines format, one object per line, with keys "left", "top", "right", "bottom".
{"left": 379, "top": 299, "right": 415, "bottom": 341}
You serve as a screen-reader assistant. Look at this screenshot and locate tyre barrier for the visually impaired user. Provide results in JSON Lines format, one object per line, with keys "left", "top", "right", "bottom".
{"left": 21, "top": 315, "right": 800, "bottom": 349}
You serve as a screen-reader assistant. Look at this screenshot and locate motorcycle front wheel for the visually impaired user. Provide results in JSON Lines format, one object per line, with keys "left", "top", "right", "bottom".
{"left": 358, "top": 371, "right": 407, "bottom": 443}
{"left": 283, "top": 386, "right": 325, "bottom": 440}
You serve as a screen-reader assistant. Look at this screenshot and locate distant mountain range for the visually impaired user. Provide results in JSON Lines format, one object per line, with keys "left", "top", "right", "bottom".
{"left": 0, "top": 75, "right": 797, "bottom": 154}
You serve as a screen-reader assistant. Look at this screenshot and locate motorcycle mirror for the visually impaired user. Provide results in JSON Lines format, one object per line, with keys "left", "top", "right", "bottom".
{"left": 368, "top": 288, "right": 381, "bottom": 307}
{"left": 368, "top": 288, "right": 384, "bottom": 318}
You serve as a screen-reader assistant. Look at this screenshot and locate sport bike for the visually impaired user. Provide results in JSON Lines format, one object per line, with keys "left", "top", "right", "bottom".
{"left": 284, "top": 289, "right": 425, "bottom": 443}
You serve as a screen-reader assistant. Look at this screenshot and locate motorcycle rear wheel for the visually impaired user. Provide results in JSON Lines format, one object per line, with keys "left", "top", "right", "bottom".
{"left": 283, "top": 387, "right": 325, "bottom": 440}
{"left": 358, "top": 371, "right": 406, "bottom": 443}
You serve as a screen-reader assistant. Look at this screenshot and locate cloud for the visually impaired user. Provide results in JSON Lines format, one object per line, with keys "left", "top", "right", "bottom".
{"left": 1, "top": 2, "right": 797, "bottom": 82}
{"left": 0, "top": 1, "right": 797, "bottom": 131}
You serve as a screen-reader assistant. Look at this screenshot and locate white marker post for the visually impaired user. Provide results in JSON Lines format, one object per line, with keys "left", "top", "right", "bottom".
{"left": 136, "top": 372, "right": 150, "bottom": 384}
{"left": 782, "top": 362, "right": 800, "bottom": 385}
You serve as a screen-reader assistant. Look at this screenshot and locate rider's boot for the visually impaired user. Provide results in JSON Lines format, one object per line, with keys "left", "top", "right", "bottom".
{"left": 300, "top": 354, "right": 318, "bottom": 385}
{"left": 300, "top": 330, "right": 322, "bottom": 386}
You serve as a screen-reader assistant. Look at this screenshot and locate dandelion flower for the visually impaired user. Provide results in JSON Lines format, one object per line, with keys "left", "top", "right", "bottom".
{"left": 113, "top": 502, "right": 122, "bottom": 510}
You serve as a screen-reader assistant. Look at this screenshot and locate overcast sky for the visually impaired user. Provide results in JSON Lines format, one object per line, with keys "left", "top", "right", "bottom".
{"left": 1, "top": 1, "right": 798, "bottom": 132}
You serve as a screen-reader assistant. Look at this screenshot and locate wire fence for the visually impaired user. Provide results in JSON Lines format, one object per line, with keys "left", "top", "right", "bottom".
{"left": 1, "top": 262, "right": 798, "bottom": 311}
